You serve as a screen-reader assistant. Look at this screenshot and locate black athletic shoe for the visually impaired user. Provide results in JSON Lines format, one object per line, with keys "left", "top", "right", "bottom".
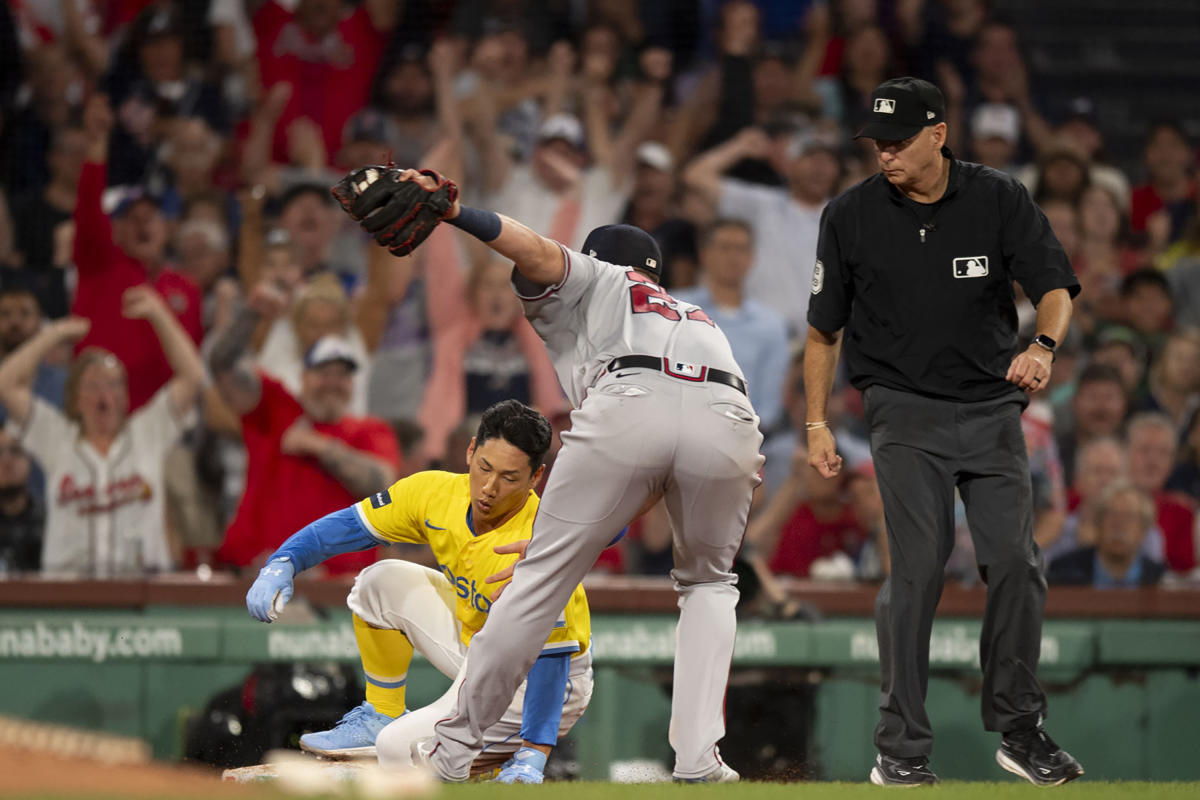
{"left": 996, "top": 727, "right": 1085, "bottom": 786}
{"left": 868, "top": 753, "right": 940, "bottom": 787}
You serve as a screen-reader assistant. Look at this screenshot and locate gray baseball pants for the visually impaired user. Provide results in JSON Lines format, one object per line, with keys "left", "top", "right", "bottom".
{"left": 430, "top": 370, "right": 764, "bottom": 780}
{"left": 864, "top": 384, "right": 1048, "bottom": 760}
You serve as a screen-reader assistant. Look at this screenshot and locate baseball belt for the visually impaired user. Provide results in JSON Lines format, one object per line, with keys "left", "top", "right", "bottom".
{"left": 606, "top": 355, "right": 748, "bottom": 397}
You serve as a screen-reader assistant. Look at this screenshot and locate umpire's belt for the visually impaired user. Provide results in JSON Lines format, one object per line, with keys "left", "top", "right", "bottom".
{"left": 606, "top": 355, "right": 747, "bottom": 397}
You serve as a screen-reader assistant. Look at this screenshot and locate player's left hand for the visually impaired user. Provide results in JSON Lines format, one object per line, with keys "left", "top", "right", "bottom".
{"left": 484, "top": 539, "right": 528, "bottom": 602}
{"left": 330, "top": 166, "right": 459, "bottom": 256}
{"left": 246, "top": 557, "right": 295, "bottom": 622}
{"left": 1006, "top": 345, "right": 1053, "bottom": 394}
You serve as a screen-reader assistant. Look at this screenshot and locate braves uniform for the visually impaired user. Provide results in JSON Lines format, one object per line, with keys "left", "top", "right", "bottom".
{"left": 4, "top": 388, "right": 192, "bottom": 575}
{"left": 320, "top": 470, "right": 592, "bottom": 769}
{"left": 431, "top": 245, "right": 764, "bottom": 779}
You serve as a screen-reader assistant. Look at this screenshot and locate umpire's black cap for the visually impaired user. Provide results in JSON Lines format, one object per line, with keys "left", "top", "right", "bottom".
{"left": 855, "top": 77, "right": 946, "bottom": 141}
{"left": 582, "top": 224, "right": 663, "bottom": 282}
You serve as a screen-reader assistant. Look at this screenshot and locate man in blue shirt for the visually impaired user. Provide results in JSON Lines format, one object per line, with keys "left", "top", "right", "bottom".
{"left": 675, "top": 219, "right": 790, "bottom": 433}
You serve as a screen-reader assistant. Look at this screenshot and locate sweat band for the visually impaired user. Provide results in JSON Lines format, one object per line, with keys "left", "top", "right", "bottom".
{"left": 446, "top": 205, "right": 502, "bottom": 242}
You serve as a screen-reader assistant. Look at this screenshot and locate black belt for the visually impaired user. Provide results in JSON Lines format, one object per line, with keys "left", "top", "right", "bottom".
{"left": 606, "top": 355, "right": 748, "bottom": 397}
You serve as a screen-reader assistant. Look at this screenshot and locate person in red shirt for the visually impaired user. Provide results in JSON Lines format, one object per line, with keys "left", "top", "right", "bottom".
{"left": 209, "top": 286, "right": 400, "bottom": 574}
{"left": 253, "top": 0, "right": 395, "bottom": 165}
{"left": 1130, "top": 121, "right": 1196, "bottom": 236}
{"left": 1126, "top": 411, "right": 1197, "bottom": 573}
{"left": 71, "top": 94, "right": 202, "bottom": 410}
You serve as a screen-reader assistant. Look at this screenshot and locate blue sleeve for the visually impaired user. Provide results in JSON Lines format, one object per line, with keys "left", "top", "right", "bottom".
{"left": 519, "top": 652, "right": 570, "bottom": 746}
{"left": 270, "top": 506, "right": 380, "bottom": 573}
{"left": 608, "top": 526, "right": 628, "bottom": 546}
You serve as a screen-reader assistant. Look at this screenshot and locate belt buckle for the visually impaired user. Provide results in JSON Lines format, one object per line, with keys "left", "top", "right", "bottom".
{"left": 662, "top": 358, "right": 707, "bottom": 382}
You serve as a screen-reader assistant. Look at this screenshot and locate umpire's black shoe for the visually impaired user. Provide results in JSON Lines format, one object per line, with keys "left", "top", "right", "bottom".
{"left": 996, "top": 727, "right": 1084, "bottom": 786}
{"left": 869, "top": 753, "right": 940, "bottom": 787}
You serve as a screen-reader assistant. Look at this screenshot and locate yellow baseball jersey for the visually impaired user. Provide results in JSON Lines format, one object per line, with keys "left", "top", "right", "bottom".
{"left": 354, "top": 471, "right": 590, "bottom": 657}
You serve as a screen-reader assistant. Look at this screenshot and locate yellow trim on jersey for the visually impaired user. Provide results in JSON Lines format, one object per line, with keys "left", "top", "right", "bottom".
{"left": 357, "top": 471, "right": 590, "bottom": 655}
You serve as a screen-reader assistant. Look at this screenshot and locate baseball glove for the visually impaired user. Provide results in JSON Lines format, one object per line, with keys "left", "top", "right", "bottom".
{"left": 330, "top": 166, "right": 458, "bottom": 256}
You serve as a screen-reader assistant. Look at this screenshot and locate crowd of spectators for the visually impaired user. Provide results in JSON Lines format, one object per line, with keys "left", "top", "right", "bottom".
{"left": 1, "top": 0, "right": 1198, "bottom": 598}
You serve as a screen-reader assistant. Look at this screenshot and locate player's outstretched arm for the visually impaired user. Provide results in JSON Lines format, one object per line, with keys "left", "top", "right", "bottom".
{"left": 395, "top": 170, "right": 567, "bottom": 288}
{"left": 245, "top": 505, "right": 380, "bottom": 622}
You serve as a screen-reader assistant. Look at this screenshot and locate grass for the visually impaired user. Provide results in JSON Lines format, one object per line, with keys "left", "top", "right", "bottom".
{"left": 14, "top": 781, "right": 1200, "bottom": 800}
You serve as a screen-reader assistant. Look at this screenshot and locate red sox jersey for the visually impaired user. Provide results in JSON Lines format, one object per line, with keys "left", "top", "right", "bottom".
{"left": 514, "top": 246, "right": 746, "bottom": 407}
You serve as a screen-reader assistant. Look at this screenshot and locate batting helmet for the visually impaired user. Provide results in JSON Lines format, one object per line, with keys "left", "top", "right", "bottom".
{"left": 581, "top": 224, "right": 663, "bottom": 282}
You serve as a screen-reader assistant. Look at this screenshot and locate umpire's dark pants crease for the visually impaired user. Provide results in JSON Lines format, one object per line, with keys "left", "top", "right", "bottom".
{"left": 864, "top": 384, "right": 1048, "bottom": 760}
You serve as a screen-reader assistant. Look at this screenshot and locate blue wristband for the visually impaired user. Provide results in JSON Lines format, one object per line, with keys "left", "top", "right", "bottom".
{"left": 446, "top": 205, "right": 502, "bottom": 242}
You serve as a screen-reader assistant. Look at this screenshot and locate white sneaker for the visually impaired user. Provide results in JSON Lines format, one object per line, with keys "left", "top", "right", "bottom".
{"left": 675, "top": 762, "right": 740, "bottom": 783}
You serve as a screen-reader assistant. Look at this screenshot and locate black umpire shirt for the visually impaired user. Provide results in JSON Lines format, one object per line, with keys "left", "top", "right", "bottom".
{"left": 808, "top": 150, "right": 1080, "bottom": 403}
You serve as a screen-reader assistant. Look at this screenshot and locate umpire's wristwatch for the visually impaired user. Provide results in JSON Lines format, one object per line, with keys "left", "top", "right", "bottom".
{"left": 1032, "top": 334, "right": 1057, "bottom": 359}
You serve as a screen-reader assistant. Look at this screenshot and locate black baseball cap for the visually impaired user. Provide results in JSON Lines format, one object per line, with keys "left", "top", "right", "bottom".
{"left": 855, "top": 77, "right": 946, "bottom": 141}
{"left": 582, "top": 224, "right": 663, "bottom": 282}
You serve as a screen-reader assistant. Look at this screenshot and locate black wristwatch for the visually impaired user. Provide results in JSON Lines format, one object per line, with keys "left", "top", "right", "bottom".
{"left": 1032, "top": 334, "right": 1057, "bottom": 356}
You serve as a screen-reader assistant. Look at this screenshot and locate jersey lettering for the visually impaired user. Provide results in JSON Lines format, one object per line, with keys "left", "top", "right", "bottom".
{"left": 440, "top": 563, "right": 493, "bottom": 613}
{"left": 629, "top": 283, "right": 681, "bottom": 321}
{"left": 626, "top": 270, "right": 714, "bottom": 326}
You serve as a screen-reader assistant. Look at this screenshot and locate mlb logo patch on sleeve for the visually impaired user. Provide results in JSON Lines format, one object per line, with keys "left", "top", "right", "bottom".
{"left": 370, "top": 490, "right": 391, "bottom": 508}
{"left": 952, "top": 256, "right": 989, "bottom": 278}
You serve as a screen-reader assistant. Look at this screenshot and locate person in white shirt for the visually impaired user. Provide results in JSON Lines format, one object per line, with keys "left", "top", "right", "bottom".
{"left": 0, "top": 286, "right": 205, "bottom": 575}
{"left": 684, "top": 127, "right": 841, "bottom": 335}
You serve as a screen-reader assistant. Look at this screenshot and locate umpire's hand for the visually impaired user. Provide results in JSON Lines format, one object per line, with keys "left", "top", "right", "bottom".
{"left": 807, "top": 427, "right": 844, "bottom": 478}
{"left": 1006, "top": 345, "right": 1054, "bottom": 394}
{"left": 246, "top": 557, "right": 296, "bottom": 623}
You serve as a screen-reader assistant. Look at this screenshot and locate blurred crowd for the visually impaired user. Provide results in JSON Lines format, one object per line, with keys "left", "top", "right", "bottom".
{"left": 1, "top": 0, "right": 1198, "bottom": 602}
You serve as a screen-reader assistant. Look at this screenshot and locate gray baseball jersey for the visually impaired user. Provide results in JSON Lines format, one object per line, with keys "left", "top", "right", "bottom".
{"left": 519, "top": 246, "right": 747, "bottom": 407}
{"left": 430, "top": 246, "right": 764, "bottom": 781}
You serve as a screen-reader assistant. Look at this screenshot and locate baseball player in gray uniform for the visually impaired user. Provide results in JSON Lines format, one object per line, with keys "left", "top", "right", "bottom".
{"left": 355, "top": 169, "right": 763, "bottom": 782}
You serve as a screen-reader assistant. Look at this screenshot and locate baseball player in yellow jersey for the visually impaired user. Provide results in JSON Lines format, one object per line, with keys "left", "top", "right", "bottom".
{"left": 245, "top": 400, "right": 592, "bottom": 783}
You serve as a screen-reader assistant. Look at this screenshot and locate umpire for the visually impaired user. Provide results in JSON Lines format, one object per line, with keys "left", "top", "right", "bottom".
{"left": 805, "top": 77, "right": 1084, "bottom": 787}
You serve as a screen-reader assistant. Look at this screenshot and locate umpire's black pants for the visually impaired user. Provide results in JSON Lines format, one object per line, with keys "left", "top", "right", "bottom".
{"left": 864, "top": 384, "right": 1048, "bottom": 760}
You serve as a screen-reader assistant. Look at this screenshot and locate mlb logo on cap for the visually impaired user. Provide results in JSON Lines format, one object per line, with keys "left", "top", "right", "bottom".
{"left": 856, "top": 77, "right": 946, "bottom": 141}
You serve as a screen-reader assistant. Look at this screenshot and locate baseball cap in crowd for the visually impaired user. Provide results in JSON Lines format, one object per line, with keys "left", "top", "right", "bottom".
{"left": 538, "top": 113, "right": 585, "bottom": 150}
{"left": 788, "top": 129, "right": 840, "bottom": 159}
{"left": 635, "top": 141, "right": 673, "bottom": 172}
{"left": 131, "top": 3, "right": 185, "bottom": 44}
{"left": 971, "top": 103, "right": 1021, "bottom": 144}
{"left": 277, "top": 182, "right": 335, "bottom": 214}
{"left": 1095, "top": 325, "right": 1148, "bottom": 364}
{"left": 1060, "top": 96, "right": 1099, "bottom": 127}
{"left": 106, "top": 185, "right": 167, "bottom": 218}
{"left": 304, "top": 336, "right": 359, "bottom": 372}
{"left": 342, "top": 107, "right": 398, "bottom": 147}
{"left": 856, "top": 77, "right": 946, "bottom": 141}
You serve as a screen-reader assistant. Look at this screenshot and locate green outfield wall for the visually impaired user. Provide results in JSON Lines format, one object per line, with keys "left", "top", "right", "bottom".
{"left": 0, "top": 609, "right": 1197, "bottom": 780}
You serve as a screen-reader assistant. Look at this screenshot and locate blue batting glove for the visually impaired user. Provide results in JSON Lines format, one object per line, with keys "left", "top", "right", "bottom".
{"left": 246, "top": 557, "right": 295, "bottom": 622}
{"left": 495, "top": 747, "right": 547, "bottom": 784}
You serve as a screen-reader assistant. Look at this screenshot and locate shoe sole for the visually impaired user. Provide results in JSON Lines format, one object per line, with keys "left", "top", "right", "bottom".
{"left": 869, "top": 767, "right": 929, "bottom": 787}
{"left": 673, "top": 765, "right": 740, "bottom": 783}
{"left": 996, "top": 749, "right": 1084, "bottom": 786}
{"left": 298, "top": 742, "right": 377, "bottom": 759}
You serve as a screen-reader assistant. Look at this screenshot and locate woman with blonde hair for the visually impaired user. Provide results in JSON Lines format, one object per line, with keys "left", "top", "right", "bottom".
{"left": 0, "top": 287, "right": 206, "bottom": 575}
{"left": 255, "top": 273, "right": 374, "bottom": 414}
